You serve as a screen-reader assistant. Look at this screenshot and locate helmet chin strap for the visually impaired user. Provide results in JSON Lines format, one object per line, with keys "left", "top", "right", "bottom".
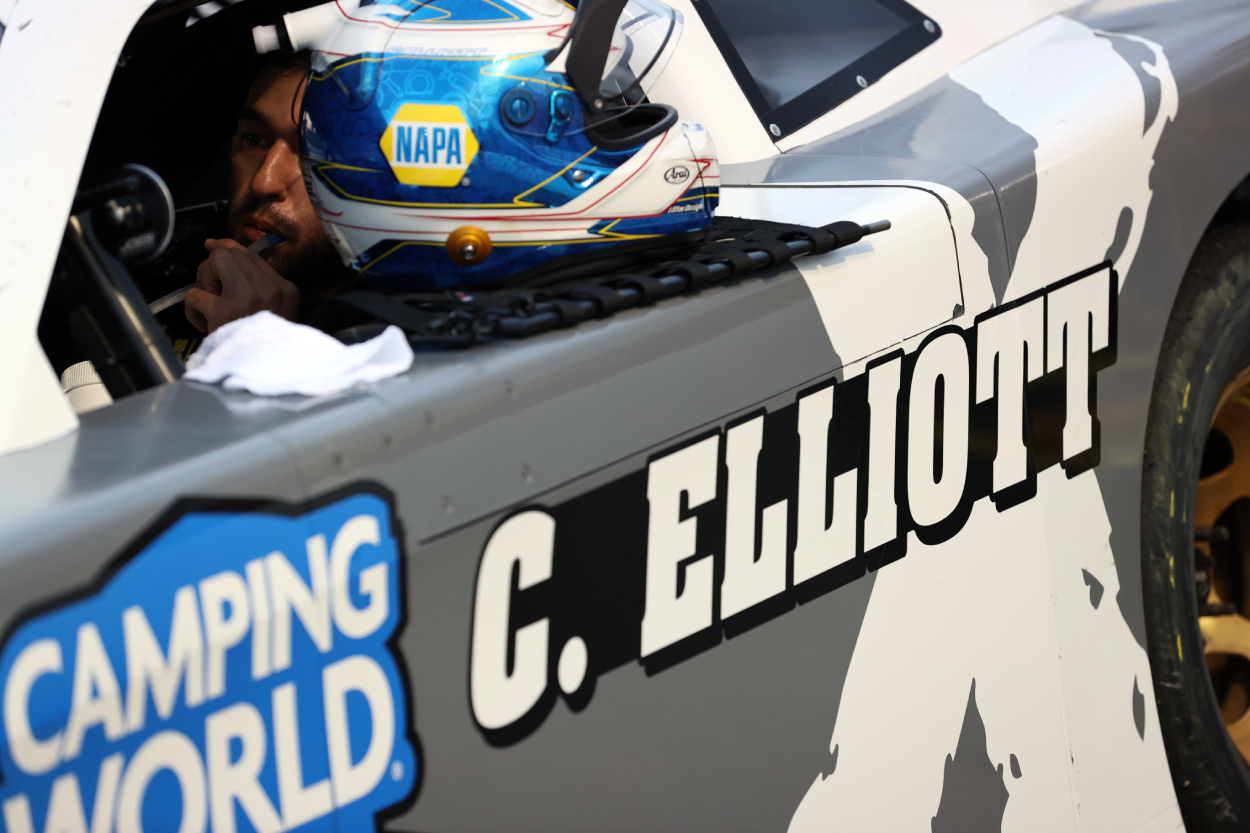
{"left": 563, "top": 0, "right": 631, "bottom": 113}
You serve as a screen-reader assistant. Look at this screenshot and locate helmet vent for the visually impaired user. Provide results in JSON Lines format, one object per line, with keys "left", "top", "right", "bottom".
{"left": 502, "top": 90, "right": 538, "bottom": 126}
{"left": 585, "top": 103, "right": 679, "bottom": 150}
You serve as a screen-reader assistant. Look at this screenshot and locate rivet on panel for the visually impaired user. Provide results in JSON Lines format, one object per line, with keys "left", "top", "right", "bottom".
{"left": 447, "top": 226, "right": 492, "bottom": 266}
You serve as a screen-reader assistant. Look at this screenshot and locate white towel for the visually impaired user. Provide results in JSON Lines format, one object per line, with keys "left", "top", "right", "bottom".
{"left": 184, "top": 311, "right": 414, "bottom": 396}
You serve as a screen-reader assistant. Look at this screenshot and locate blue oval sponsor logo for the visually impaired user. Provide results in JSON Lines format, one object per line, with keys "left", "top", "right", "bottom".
{"left": 0, "top": 485, "right": 418, "bottom": 832}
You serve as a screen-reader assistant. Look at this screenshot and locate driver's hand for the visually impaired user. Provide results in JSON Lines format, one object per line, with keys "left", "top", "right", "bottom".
{"left": 185, "top": 238, "right": 299, "bottom": 334}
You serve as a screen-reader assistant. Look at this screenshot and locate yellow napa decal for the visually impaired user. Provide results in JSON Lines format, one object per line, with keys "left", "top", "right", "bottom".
{"left": 380, "top": 103, "right": 480, "bottom": 188}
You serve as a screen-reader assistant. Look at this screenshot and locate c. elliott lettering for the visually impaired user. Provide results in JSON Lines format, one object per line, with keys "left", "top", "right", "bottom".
{"left": 469, "top": 264, "right": 1116, "bottom": 743}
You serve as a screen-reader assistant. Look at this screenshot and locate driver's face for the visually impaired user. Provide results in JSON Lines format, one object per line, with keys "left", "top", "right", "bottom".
{"left": 228, "top": 64, "right": 338, "bottom": 290}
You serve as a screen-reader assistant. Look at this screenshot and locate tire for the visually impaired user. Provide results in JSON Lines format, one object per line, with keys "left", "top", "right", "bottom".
{"left": 1143, "top": 222, "right": 1250, "bottom": 830}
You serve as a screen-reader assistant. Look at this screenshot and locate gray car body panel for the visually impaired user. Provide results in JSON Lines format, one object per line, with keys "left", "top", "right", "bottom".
{"left": 3, "top": 0, "right": 1250, "bottom": 829}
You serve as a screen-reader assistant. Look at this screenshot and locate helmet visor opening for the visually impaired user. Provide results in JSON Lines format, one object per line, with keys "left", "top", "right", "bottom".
{"left": 497, "top": 0, "right": 683, "bottom": 145}
{"left": 598, "top": 0, "right": 683, "bottom": 105}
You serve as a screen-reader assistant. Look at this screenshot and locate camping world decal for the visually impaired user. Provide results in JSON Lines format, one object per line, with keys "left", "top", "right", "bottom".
{"left": 470, "top": 263, "right": 1117, "bottom": 743}
{"left": 0, "top": 486, "right": 418, "bottom": 833}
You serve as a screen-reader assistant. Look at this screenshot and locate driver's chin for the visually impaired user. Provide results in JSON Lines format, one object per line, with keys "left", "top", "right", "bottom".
{"left": 260, "top": 241, "right": 300, "bottom": 277}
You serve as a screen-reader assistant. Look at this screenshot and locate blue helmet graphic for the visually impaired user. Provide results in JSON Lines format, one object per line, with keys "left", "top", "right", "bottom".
{"left": 268, "top": 0, "right": 719, "bottom": 291}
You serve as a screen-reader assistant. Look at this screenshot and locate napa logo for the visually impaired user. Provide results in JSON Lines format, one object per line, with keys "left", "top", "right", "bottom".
{"left": 380, "top": 103, "right": 479, "bottom": 188}
{"left": 0, "top": 487, "right": 418, "bottom": 833}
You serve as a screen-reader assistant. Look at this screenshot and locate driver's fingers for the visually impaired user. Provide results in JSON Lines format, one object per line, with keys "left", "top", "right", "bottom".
{"left": 184, "top": 287, "right": 221, "bottom": 334}
{"left": 203, "top": 248, "right": 255, "bottom": 299}
{"left": 205, "top": 237, "right": 246, "bottom": 252}
{"left": 197, "top": 238, "right": 248, "bottom": 292}
{"left": 215, "top": 248, "right": 298, "bottom": 317}
{"left": 195, "top": 251, "right": 226, "bottom": 296}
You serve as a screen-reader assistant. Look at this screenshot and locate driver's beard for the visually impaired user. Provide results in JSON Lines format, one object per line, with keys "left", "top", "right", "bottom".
{"left": 264, "top": 225, "right": 356, "bottom": 307}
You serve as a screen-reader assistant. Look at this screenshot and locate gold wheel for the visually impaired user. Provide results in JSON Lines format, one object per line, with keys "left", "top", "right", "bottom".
{"left": 1198, "top": 366, "right": 1250, "bottom": 762}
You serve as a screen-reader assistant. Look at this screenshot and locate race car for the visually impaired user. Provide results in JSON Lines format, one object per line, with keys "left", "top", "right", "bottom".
{"left": 2, "top": 0, "right": 1250, "bottom": 830}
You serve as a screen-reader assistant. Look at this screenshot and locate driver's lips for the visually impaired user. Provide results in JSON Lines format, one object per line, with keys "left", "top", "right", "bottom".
{"left": 237, "top": 218, "right": 288, "bottom": 244}
{"left": 232, "top": 216, "right": 299, "bottom": 258}
{"left": 239, "top": 223, "right": 269, "bottom": 244}
{"left": 239, "top": 227, "right": 298, "bottom": 272}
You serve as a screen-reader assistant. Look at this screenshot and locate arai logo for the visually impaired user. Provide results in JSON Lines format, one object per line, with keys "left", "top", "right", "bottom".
{"left": 664, "top": 166, "right": 690, "bottom": 185}
{"left": 380, "top": 103, "right": 480, "bottom": 188}
{"left": 0, "top": 487, "right": 418, "bottom": 833}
